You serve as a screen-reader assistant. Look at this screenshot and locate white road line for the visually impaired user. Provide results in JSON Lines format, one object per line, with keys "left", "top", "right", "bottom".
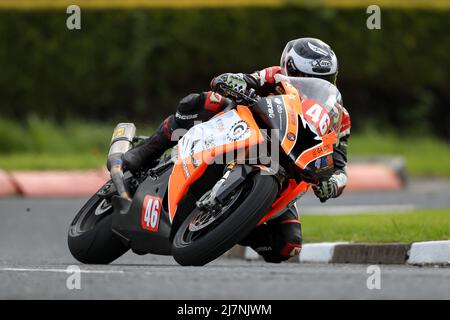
{"left": 0, "top": 267, "right": 124, "bottom": 274}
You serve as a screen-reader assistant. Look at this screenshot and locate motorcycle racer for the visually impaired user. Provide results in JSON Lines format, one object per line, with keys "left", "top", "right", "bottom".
{"left": 122, "top": 38, "right": 351, "bottom": 263}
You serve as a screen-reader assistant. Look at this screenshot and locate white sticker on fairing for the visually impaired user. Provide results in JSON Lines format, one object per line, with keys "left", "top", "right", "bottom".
{"left": 177, "top": 110, "right": 251, "bottom": 160}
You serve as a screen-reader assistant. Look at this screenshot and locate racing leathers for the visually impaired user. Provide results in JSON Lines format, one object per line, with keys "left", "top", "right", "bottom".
{"left": 123, "top": 66, "right": 351, "bottom": 263}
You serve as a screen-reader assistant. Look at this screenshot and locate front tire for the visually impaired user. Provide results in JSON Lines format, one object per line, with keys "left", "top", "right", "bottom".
{"left": 68, "top": 195, "right": 129, "bottom": 264}
{"left": 172, "top": 172, "right": 278, "bottom": 266}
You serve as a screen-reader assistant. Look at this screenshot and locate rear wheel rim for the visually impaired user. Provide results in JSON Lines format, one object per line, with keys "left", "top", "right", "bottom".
{"left": 95, "top": 199, "right": 113, "bottom": 216}
{"left": 71, "top": 197, "right": 113, "bottom": 235}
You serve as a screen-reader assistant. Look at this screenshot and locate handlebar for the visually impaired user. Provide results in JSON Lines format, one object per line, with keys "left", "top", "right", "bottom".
{"left": 217, "top": 84, "right": 260, "bottom": 107}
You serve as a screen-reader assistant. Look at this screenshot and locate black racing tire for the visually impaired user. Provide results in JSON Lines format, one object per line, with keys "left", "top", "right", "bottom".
{"left": 68, "top": 194, "right": 129, "bottom": 264}
{"left": 172, "top": 172, "right": 278, "bottom": 266}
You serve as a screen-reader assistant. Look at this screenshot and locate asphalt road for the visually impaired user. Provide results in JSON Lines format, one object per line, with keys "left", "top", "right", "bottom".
{"left": 300, "top": 178, "right": 450, "bottom": 214}
{"left": 1, "top": 260, "right": 449, "bottom": 299}
{"left": 0, "top": 183, "right": 449, "bottom": 299}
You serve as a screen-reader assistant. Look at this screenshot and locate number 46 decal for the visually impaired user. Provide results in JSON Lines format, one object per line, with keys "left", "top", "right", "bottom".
{"left": 304, "top": 101, "right": 331, "bottom": 136}
{"left": 141, "top": 195, "right": 162, "bottom": 232}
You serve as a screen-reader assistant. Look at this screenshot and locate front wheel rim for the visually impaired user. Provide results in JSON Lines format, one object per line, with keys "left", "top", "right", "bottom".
{"left": 188, "top": 187, "right": 242, "bottom": 232}
{"left": 179, "top": 180, "right": 252, "bottom": 245}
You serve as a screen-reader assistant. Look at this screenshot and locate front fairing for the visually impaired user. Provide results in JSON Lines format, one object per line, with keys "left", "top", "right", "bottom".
{"left": 253, "top": 76, "right": 338, "bottom": 178}
{"left": 276, "top": 74, "right": 344, "bottom": 134}
{"left": 177, "top": 109, "right": 252, "bottom": 162}
{"left": 168, "top": 106, "right": 263, "bottom": 221}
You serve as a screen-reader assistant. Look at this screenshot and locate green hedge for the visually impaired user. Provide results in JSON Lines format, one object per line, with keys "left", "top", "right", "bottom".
{"left": 0, "top": 8, "right": 449, "bottom": 138}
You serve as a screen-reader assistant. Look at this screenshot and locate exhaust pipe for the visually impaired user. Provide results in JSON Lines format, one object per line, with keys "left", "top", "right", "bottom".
{"left": 107, "top": 123, "right": 136, "bottom": 200}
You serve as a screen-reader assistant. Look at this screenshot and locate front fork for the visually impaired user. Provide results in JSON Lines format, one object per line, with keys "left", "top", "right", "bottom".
{"left": 196, "top": 164, "right": 284, "bottom": 212}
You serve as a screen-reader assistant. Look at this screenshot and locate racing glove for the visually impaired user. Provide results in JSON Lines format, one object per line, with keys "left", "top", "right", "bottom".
{"left": 312, "top": 170, "right": 348, "bottom": 203}
{"left": 211, "top": 73, "right": 249, "bottom": 102}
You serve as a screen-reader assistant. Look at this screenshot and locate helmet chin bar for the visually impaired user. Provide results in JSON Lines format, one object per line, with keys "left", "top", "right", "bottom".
{"left": 285, "top": 57, "right": 303, "bottom": 77}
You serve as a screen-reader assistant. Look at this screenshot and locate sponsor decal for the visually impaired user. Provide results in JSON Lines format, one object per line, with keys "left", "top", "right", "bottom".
{"left": 314, "top": 157, "right": 322, "bottom": 169}
{"left": 204, "top": 134, "right": 216, "bottom": 149}
{"left": 209, "top": 92, "right": 222, "bottom": 104}
{"left": 181, "top": 159, "right": 190, "bottom": 178}
{"left": 254, "top": 246, "right": 272, "bottom": 253}
{"left": 176, "top": 112, "right": 198, "bottom": 120}
{"left": 320, "top": 60, "right": 332, "bottom": 67}
{"left": 273, "top": 97, "right": 284, "bottom": 119}
{"left": 267, "top": 99, "right": 275, "bottom": 118}
{"left": 312, "top": 59, "right": 332, "bottom": 68}
{"left": 311, "top": 141, "right": 333, "bottom": 159}
{"left": 112, "top": 127, "right": 125, "bottom": 139}
{"left": 273, "top": 97, "right": 284, "bottom": 115}
{"left": 277, "top": 104, "right": 284, "bottom": 114}
{"left": 307, "top": 42, "right": 329, "bottom": 56}
{"left": 287, "top": 132, "right": 296, "bottom": 141}
{"left": 287, "top": 103, "right": 296, "bottom": 126}
{"left": 215, "top": 118, "right": 225, "bottom": 132}
{"left": 141, "top": 195, "right": 162, "bottom": 232}
{"left": 275, "top": 85, "right": 285, "bottom": 95}
{"left": 226, "top": 120, "right": 249, "bottom": 141}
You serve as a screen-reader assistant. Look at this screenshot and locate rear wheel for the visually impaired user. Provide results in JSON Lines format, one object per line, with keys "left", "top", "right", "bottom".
{"left": 172, "top": 172, "right": 278, "bottom": 266}
{"left": 68, "top": 194, "right": 129, "bottom": 264}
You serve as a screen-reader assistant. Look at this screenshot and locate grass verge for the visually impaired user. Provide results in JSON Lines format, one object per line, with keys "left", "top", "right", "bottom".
{"left": 349, "top": 130, "right": 450, "bottom": 177}
{"left": 302, "top": 209, "right": 450, "bottom": 244}
{"left": 1, "top": 118, "right": 450, "bottom": 176}
{"left": 0, "top": 117, "right": 153, "bottom": 171}
{"left": 0, "top": 153, "right": 106, "bottom": 171}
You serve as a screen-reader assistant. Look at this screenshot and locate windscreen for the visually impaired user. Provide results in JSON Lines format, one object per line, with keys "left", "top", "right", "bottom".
{"left": 275, "top": 74, "right": 343, "bottom": 133}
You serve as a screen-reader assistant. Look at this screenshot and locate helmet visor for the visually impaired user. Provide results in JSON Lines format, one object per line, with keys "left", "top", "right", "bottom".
{"left": 286, "top": 57, "right": 337, "bottom": 84}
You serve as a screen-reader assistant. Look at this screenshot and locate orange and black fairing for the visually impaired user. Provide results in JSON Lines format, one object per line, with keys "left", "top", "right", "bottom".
{"left": 101, "top": 76, "right": 347, "bottom": 263}
{"left": 253, "top": 80, "right": 337, "bottom": 175}
{"left": 250, "top": 80, "right": 338, "bottom": 223}
{"left": 168, "top": 105, "right": 264, "bottom": 222}
{"left": 168, "top": 78, "right": 338, "bottom": 225}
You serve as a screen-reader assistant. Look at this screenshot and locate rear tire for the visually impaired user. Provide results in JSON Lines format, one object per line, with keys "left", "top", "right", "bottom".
{"left": 68, "top": 195, "right": 129, "bottom": 264}
{"left": 172, "top": 172, "right": 278, "bottom": 266}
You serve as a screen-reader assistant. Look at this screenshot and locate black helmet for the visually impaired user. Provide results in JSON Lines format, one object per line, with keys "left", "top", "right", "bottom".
{"left": 280, "top": 38, "right": 338, "bottom": 85}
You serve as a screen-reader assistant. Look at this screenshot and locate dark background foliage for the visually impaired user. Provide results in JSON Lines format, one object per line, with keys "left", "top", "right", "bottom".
{"left": 1, "top": 7, "right": 449, "bottom": 138}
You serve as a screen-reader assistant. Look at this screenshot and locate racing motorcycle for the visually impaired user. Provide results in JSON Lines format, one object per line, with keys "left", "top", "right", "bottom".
{"left": 67, "top": 75, "right": 343, "bottom": 266}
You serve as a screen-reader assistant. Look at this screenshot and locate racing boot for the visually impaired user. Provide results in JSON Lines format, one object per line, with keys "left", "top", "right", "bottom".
{"left": 239, "top": 204, "right": 302, "bottom": 263}
{"left": 122, "top": 117, "right": 176, "bottom": 172}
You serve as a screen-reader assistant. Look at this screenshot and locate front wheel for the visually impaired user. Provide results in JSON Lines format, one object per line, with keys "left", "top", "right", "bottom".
{"left": 68, "top": 194, "right": 129, "bottom": 264}
{"left": 172, "top": 172, "right": 278, "bottom": 266}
